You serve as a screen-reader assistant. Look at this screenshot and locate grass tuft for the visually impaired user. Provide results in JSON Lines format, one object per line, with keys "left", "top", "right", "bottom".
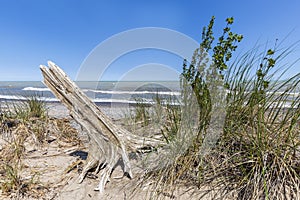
{"left": 133, "top": 44, "right": 300, "bottom": 200}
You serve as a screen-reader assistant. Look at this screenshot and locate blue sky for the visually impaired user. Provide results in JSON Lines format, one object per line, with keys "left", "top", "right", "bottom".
{"left": 0, "top": 0, "right": 299, "bottom": 81}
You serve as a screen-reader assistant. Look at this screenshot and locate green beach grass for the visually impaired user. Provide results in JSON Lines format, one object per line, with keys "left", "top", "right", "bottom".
{"left": 125, "top": 17, "right": 300, "bottom": 200}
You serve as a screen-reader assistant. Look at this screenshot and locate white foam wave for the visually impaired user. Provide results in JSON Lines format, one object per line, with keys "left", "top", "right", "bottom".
{"left": 22, "top": 87, "right": 51, "bottom": 92}
{"left": 93, "top": 98, "right": 181, "bottom": 105}
{"left": 0, "top": 95, "right": 149, "bottom": 104}
{"left": 0, "top": 95, "right": 27, "bottom": 101}
{"left": 84, "top": 89, "right": 180, "bottom": 96}
{"left": 93, "top": 98, "right": 140, "bottom": 104}
{"left": 22, "top": 87, "right": 180, "bottom": 96}
{"left": 0, "top": 95, "right": 59, "bottom": 102}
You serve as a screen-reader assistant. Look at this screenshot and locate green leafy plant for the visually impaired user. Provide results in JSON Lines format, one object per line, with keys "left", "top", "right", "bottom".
{"left": 156, "top": 95, "right": 181, "bottom": 143}
{"left": 137, "top": 16, "right": 243, "bottom": 199}
{"left": 137, "top": 16, "right": 300, "bottom": 200}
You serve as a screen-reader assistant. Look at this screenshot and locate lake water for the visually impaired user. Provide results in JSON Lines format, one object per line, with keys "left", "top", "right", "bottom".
{"left": 0, "top": 81, "right": 181, "bottom": 105}
{"left": 0, "top": 81, "right": 298, "bottom": 108}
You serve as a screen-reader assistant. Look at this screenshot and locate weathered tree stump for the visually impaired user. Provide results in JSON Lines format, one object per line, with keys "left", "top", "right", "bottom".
{"left": 40, "top": 61, "right": 163, "bottom": 192}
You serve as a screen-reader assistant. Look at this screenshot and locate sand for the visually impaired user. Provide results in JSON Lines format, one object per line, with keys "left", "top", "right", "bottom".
{"left": 0, "top": 102, "right": 205, "bottom": 200}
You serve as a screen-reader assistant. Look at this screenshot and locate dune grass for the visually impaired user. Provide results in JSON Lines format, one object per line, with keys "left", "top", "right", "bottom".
{"left": 0, "top": 95, "right": 81, "bottom": 198}
{"left": 11, "top": 95, "right": 47, "bottom": 121}
{"left": 127, "top": 19, "right": 300, "bottom": 199}
{"left": 137, "top": 46, "right": 299, "bottom": 199}
{"left": 0, "top": 95, "right": 48, "bottom": 197}
{"left": 206, "top": 46, "right": 300, "bottom": 199}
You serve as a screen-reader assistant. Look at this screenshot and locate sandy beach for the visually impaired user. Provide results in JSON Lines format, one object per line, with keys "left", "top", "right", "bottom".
{"left": 0, "top": 102, "right": 201, "bottom": 200}
{"left": 0, "top": 102, "right": 125, "bottom": 199}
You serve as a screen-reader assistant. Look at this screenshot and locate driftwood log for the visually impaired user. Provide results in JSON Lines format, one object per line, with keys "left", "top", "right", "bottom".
{"left": 40, "top": 61, "right": 163, "bottom": 192}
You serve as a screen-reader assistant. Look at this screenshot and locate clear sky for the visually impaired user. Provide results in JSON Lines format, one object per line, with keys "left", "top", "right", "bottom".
{"left": 0, "top": 0, "right": 299, "bottom": 81}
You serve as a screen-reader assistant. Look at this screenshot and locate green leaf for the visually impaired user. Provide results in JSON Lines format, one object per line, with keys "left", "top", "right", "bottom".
{"left": 224, "top": 82, "right": 230, "bottom": 89}
{"left": 256, "top": 69, "right": 263, "bottom": 77}
{"left": 226, "top": 17, "right": 234, "bottom": 24}
{"left": 237, "top": 35, "right": 243, "bottom": 42}
{"left": 224, "top": 27, "right": 230, "bottom": 32}
{"left": 268, "top": 58, "right": 275, "bottom": 67}
{"left": 267, "top": 49, "right": 275, "bottom": 55}
{"left": 263, "top": 81, "right": 269, "bottom": 89}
